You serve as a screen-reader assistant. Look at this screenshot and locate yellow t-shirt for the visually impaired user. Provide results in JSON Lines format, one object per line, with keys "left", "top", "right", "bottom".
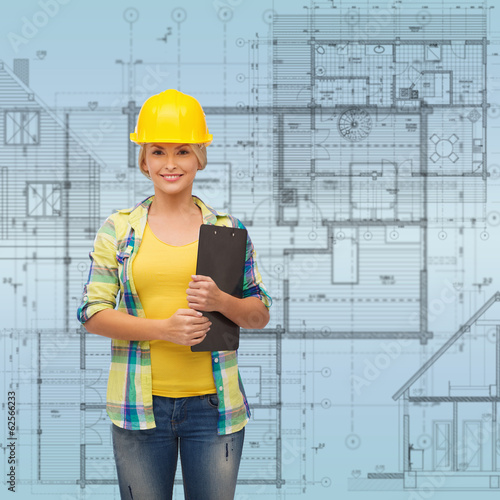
{"left": 132, "top": 221, "right": 216, "bottom": 397}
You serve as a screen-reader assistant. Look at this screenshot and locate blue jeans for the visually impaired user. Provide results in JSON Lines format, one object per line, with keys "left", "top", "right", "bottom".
{"left": 111, "top": 393, "right": 245, "bottom": 500}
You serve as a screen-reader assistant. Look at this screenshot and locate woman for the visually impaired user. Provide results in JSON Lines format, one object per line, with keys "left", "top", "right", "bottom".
{"left": 76, "top": 89, "right": 272, "bottom": 499}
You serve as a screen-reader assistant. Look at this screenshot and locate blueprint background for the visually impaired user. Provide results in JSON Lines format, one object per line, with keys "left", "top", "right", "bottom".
{"left": 1, "top": 0, "right": 500, "bottom": 498}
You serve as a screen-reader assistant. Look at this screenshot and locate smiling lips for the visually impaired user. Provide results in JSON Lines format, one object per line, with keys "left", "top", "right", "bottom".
{"left": 160, "top": 174, "right": 183, "bottom": 182}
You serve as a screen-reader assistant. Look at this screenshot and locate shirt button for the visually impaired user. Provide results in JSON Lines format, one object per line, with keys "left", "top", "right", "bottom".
{"left": 214, "top": 358, "right": 219, "bottom": 363}
{"left": 219, "top": 386, "right": 223, "bottom": 392}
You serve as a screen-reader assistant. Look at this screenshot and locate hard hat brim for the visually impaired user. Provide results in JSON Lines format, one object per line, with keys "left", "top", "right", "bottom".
{"left": 130, "top": 133, "right": 213, "bottom": 146}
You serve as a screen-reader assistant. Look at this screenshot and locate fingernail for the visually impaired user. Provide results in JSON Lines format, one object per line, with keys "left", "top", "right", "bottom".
{"left": 197, "top": 312, "right": 202, "bottom": 316}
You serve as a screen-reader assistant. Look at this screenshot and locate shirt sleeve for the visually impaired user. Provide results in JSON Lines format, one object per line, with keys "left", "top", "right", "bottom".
{"left": 76, "top": 215, "right": 120, "bottom": 325}
{"left": 237, "top": 220, "right": 273, "bottom": 310}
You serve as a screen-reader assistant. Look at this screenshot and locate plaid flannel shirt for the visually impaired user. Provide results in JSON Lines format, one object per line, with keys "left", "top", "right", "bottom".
{"left": 77, "top": 194, "right": 272, "bottom": 434}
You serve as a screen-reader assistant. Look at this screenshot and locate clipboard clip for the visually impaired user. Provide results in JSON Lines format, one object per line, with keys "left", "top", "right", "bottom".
{"left": 213, "top": 226, "right": 234, "bottom": 236}
{"left": 215, "top": 226, "right": 235, "bottom": 236}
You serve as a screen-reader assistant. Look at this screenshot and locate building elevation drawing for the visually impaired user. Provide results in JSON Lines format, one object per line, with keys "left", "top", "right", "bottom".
{"left": 1, "top": 1, "right": 500, "bottom": 499}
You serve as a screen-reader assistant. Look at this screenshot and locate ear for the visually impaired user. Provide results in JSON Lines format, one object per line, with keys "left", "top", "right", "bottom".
{"left": 141, "top": 163, "right": 151, "bottom": 177}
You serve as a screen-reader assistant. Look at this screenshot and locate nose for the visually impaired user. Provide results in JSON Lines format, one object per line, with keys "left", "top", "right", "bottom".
{"left": 163, "top": 153, "right": 178, "bottom": 169}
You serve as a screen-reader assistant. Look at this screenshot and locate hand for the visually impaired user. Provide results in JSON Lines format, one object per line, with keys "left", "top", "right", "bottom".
{"left": 158, "top": 308, "right": 211, "bottom": 346}
{"left": 186, "top": 275, "right": 225, "bottom": 312}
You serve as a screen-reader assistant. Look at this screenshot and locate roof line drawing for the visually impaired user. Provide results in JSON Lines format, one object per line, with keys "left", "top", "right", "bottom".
{"left": 393, "top": 291, "right": 500, "bottom": 401}
{"left": 0, "top": 58, "right": 105, "bottom": 167}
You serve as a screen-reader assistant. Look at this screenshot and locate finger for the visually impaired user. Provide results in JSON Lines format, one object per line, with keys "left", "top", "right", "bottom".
{"left": 185, "top": 311, "right": 210, "bottom": 322}
{"left": 187, "top": 303, "right": 204, "bottom": 311}
{"left": 187, "top": 281, "right": 206, "bottom": 290}
{"left": 188, "top": 328, "right": 207, "bottom": 341}
{"left": 191, "top": 333, "right": 208, "bottom": 346}
{"left": 188, "top": 304, "right": 208, "bottom": 313}
{"left": 192, "top": 325, "right": 210, "bottom": 337}
{"left": 186, "top": 296, "right": 204, "bottom": 307}
{"left": 187, "top": 289, "right": 209, "bottom": 299}
{"left": 191, "top": 275, "right": 213, "bottom": 282}
{"left": 178, "top": 308, "right": 204, "bottom": 316}
{"left": 185, "top": 304, "right": 211, "bottom": 319}
{"left": 189, "top": 321, "right": 211, "bottom": 335}
{"left": 192, "top": 318, "right": 211, "bottom": 326}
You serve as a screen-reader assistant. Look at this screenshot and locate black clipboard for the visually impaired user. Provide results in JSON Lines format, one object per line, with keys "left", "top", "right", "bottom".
{"left": 190, "top": 224, "right": 247, "bottom": 352}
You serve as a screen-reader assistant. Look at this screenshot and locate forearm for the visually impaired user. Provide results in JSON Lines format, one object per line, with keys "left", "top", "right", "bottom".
{"left": 83, "top": 308, "right": 163, "bottom": 341}
{"left": 218, "top": 294, "right": 270, "bottom": 329}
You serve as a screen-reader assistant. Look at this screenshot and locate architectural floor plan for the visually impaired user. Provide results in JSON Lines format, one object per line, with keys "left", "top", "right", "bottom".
{"left": 1, "top": 1, "right": 500, "bottom": 498}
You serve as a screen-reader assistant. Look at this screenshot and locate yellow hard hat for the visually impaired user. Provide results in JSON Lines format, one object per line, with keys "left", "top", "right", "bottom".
{"left": 130, "top": 89, "right": 213, "bottom": 146}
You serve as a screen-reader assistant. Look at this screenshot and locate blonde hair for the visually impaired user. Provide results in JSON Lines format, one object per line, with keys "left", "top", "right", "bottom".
{"left": 138, "top": 143, "right": 208, "bottom": 180}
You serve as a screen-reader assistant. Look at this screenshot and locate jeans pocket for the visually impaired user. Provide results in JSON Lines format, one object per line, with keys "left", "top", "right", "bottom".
{"left": 207, "top": 393, "right": 219, "bottom": 409}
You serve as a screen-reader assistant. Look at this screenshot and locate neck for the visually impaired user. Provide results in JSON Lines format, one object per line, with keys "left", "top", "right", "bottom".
{"left": 148, "top": 189, "right": 199, "bottom": 219}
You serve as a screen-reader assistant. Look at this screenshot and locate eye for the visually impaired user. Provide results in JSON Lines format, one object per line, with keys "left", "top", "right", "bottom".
{"left": 178, "top": 149, "right": 189, "bottom": 155}
{"left": 152, "top": 150, "right": 163, "bottom": 155}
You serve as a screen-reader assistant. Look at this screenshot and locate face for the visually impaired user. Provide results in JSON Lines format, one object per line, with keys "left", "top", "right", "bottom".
{"left": 142, "top": 142, "right": 200, "bottom": 196}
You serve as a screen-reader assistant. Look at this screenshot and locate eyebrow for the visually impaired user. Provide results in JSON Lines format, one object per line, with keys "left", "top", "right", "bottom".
{"left": 150, "top": 143, "right": 189, "bottom": 149}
